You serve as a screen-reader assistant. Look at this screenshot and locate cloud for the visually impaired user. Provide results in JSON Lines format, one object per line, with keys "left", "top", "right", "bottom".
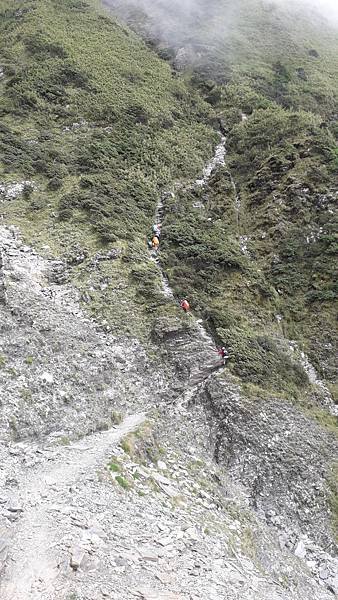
{"left": 105, "top": 0, "right": 338, "bottom": 38}
{"left": 276, "top": 0, "right": 338, "bottom": 22}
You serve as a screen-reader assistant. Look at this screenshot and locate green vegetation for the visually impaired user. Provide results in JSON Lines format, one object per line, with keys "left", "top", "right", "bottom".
{"left": 120, "top": 437, "right": 133, "bottom": 455}
{"left": 160, "top": 181, "right": 312, "bottom": 397}
{"left": 19, "top": 387, "right": 33, "bottom": 402}
{"left": 115, "top": 474, "right": 131, "bottom": 490}
{"left": 139, "top": 0, "right": 338, "bottom": 398}
{"left": 240, "top": 526, "right": 257, "bottom": 561}
{"left": 119, "top": 422, "right": 163, "bottom": 464}
{"left": 108, "top": 456, "right": 132, "bottom": 489}
{"left": 111, "top": 410, "right": 123, "bottom": 425}
{"left": 310, "top": 407, "right": 338, "bottom": 435}
{"left": 58, "top": 435, "right": 71, "bottom": 446}
{"left": 108, "top": 460, "right": 121, "bottom": 473}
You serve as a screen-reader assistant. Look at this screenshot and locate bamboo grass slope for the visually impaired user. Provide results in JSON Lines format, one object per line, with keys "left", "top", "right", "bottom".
{"left": 0, "top": 0, "right": 216, "bottom": 242}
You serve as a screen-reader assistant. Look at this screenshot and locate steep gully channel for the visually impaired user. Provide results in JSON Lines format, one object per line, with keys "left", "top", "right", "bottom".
{"left": 149, "top": 135, "right": 229, "bottom": 405}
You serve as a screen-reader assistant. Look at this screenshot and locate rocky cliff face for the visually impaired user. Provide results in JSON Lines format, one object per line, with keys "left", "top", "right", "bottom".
{"left": 202, "top": 377, "right": 337, "bottom": 550}
{"left": 0, "top": 226, "right": 164, "bottom": 443}
{"left": 1, "top": 221, "right": 337, "bottom": 600}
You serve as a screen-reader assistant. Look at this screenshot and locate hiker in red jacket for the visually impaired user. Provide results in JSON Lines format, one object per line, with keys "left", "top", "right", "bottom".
{"left": 217, "top": 346, "right": 229, "bottom": 365}
{"left": 180, "top": 299, "right": 190, "bottom": 312}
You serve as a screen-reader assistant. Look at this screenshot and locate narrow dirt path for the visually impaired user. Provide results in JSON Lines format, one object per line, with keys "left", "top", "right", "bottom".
{"left": 0, "top": 413, "right": 145, "bottom": 600}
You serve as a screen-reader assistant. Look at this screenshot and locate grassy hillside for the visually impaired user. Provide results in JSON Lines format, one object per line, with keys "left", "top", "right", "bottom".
{"left": 0, "top": 0, "right": 216, "bottom": 336}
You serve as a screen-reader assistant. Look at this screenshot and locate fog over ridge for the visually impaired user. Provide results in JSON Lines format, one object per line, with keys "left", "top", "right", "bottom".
{"left": 104, "top": 0, "right": 338, "bottom": 32}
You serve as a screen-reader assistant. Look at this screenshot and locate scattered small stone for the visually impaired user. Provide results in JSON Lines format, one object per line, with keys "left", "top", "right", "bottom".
{"left": 115, "top": 556, "right": 129, "bottom": 567}
{"left": 80, "top": 554, "right": 100, "bottom": 572}
{"left": 184, "top": 527, "right": 199, "bottom": 540}
{"left": 139, "top": 548, "right": 159, "bottom": 562}
{"left": 157, "top": 536, "right": 173, "bottom": 547}
{"left": 157, "top": 460, "right": 167, "bottom": 471}
{"left": 328, "top": 574, "right": 338, "bottom": 595}
{"left": 70, "top": 546, "right": 85, "bottom": 570}
{"left": 153, "top": 473, "right": 172, "bottom": 486}
{"left": 133, "top": 589, "right": 185, "bottom": 600}
{"left": 7, "top": 500, "right": 23, "bottom": 513}
{"left": 40, "top": 372, "right": 54, "bottom": 384}
{"left": 319, "top": 565, "right": 330, "bottom": 580}
{"left": 155, "top": 572, "right": 173, "bottom": 585}
{"left": 294, "top": 540, "right": 307, "bottom": 559}
{"left": 0, "top": 538, "right": 8, "bottom": 571}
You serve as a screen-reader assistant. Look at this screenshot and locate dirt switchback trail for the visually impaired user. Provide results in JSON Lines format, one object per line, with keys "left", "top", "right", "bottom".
{"left": 0, "top": 414, "right": 145, "bottom": 600}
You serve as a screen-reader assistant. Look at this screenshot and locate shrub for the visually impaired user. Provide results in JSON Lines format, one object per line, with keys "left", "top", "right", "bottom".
{"left": 218, "top": 327, "right": 309, "bottom": 394}
{"left": 22, "top": 182, "right": 34, "bottom": 198}
{"left": 115, "top": 475, "right": 131, "bottom": 490}
{"left": 108, "top": 461, "right": 121, "bottom": 473}
{"left": 24, "top": 33, "right": 68, "bottom": 59}
{"left": 47, "top": 176, "right": 63, "bottom": 191}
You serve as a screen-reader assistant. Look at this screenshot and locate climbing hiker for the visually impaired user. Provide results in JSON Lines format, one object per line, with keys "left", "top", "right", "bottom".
{"left": 152, "top": 224, "right": 161, "bottom": 237}
{"left": 180, "top": 299, "right": 190, "bottom": 313}
{"left": 152, "top": 236, "right": 160, "bottom": 250}
{"left": 217, "top": 346, "right": 229, "bottom": 365}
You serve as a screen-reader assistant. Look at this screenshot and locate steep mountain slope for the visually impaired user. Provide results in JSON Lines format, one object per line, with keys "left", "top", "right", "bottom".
{"left": 0, "top": 0, "right": 338, "bottom": 599}
{"left": 103, "top": 0, "right": 338, "bottom": 556}
{"left": 0, "top": 0, "right": 217, "bottom": 337}
{"left": 108, "top": 0, "right": 338, "bottom": 400}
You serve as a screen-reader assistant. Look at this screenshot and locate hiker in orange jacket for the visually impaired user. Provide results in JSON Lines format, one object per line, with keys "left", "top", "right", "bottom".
{"left": 152, "top": 236, "right": 160, "bottom": 250}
